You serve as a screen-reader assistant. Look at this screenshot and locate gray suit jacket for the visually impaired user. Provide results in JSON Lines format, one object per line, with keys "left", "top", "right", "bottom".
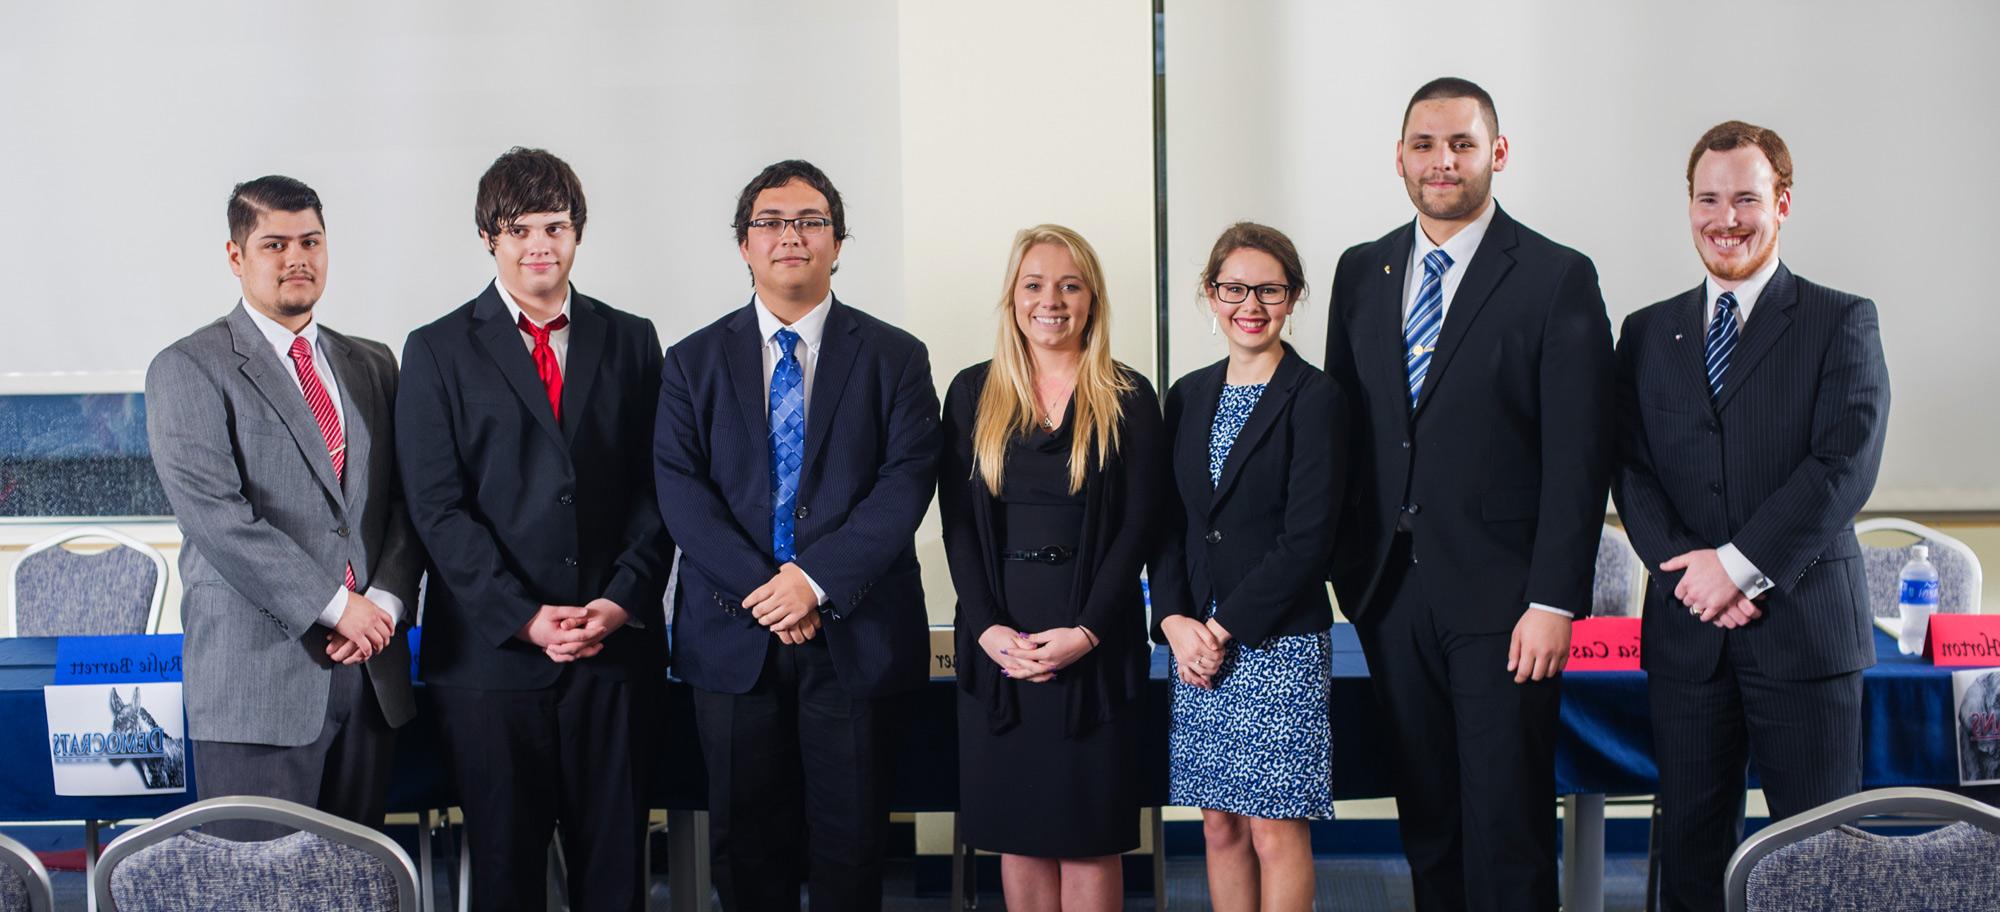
{"left": 146, "top": 303, "right": 422, "bottom": 746}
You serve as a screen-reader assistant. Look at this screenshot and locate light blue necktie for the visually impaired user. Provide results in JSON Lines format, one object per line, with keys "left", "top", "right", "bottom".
{"left": 769, "top": 328, "right": 805, "bottom": 562}
{"left": 1403, "top": 248, "right": 1453, "bottom": 409}
{"left": 1705, "top": 291, "right": 1739, "bottom": 404}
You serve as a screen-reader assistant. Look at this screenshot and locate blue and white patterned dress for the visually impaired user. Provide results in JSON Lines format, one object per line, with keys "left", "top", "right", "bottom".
{"left": 1167, "top": 383, "right": 1334, "bottom": 819}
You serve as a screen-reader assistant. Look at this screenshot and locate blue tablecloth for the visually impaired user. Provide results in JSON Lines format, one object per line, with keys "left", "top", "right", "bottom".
{"left": 0, "top": 626, "right": 1983, "bottom": 822}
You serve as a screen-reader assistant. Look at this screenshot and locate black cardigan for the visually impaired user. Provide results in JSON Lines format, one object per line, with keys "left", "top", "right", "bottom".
{"left": 1151, "top": 345, "right": 1347, "bottom": 648}
{"left": 938, "top": 361, "right": 1168, "bottom": 736}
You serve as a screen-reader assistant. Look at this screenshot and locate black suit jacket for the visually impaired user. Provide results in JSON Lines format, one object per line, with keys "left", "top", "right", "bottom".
{"left": 396, "top": 282, "right": 672, "bottom": 690}
{"left": 1324, "top": 206, "right": 1615, "bottom": 631}
{"left": 1613, "top": 263, "right": 1888, "bottom": 682}
{"left": 654, "top": 298, "right": 941, "bottom": 699}
{"left": 1151, "top": 346, "right": 1345, "bottom": 647}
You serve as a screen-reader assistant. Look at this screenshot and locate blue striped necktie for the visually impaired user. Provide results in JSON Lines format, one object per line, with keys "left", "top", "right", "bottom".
{"left": 1705, "top": 291, "right": 1739, "bottom": 404}
{"left": 769, "top": 328, "right": 805, "bottom": 562}
{"left": 1403, "top": 248, "right": 1454, "bottom": 409}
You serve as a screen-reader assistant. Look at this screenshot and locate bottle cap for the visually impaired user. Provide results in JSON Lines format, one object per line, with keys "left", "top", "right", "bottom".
{"left": 1912, "top": 543, "right": 1930, "bottom": 560}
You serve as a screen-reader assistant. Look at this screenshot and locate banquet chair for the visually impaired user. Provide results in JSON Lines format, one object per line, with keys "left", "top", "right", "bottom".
{"left": 0, "top": 832, "right": 53, "bottom": 912}
{"left": 1725, "top": 787, "right": 2000, "bottom": 912}
{"left": 6, "top": 526, "right": 166, "bottom": 637}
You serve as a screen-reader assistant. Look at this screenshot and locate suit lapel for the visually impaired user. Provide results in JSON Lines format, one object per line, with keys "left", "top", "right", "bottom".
{"left": 1714, "top": 264, "right": 1795, "bottom": 413}
{"left": 471, "top": 283, "right": 566, "bottom": 450}
{"left": 802, "top": 299, "right": 860, "bottom": 474}
{"left": 1178, "top": 362, "right": 1224, "bottom": 513}
{"left": 559, "top": 293, "right": 606, "bottom": 447}
{"left": 1367, "top": 226, "right": 1418, "bottom": 423}
{"left": 1415, "top": 207, "right": 1517, "bottom": 417}
{"left": 227, "top": 306, "right": 344, "bottom": 502}
{"left": 325, "top": 330, "right": 373, "bottom": 512}
{"left": 724, "top": 301, "right": 771, "bottom": 473}
{"left": 1210, "top": 349, "right": 1303, "bottom": 515}
{"left": 1668, "top": 285, "right": 1711, "bottom": 405}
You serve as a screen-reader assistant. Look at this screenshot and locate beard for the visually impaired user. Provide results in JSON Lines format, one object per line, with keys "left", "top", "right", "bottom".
{"left": 1406, "top": 168, "right": 1493, "bottom": 223}
{"left": 270, "top": 279, "right": 320, "bottom": 318}
{"left": 1698, "top": 228, "right": 1779, "bottom": 283}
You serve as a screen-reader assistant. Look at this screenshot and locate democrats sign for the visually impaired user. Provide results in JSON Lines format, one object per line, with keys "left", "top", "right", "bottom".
{"left": 43, "top": 635, "right": 188, "bottom": 796}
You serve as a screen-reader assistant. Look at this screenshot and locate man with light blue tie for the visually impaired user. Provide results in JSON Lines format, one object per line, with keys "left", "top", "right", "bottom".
{"left": 1323, "top": 78, "right": 1615, "bottom": 911}
{"left": 654, "top": 159, "right": 941, "bottom": 911}
{"left": 1613, "top": 120, "right": 1889, "bottom": 912}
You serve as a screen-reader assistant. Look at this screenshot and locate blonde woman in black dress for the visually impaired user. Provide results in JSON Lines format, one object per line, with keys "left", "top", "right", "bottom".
{"left": 940, "top": 224, "right": 1167, "bottom": 911}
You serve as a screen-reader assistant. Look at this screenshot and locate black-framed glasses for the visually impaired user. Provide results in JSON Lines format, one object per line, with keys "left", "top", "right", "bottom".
{"left": 742, "top": 216, "right": 835, "bottom": 237}
{"left": 1210, "top": 282, "right": 1292, "bottom": 304}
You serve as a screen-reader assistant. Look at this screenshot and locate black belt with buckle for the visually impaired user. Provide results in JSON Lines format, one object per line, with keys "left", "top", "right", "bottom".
{"left": 1000, "top": 545, "right": 1075, "bottom": 564}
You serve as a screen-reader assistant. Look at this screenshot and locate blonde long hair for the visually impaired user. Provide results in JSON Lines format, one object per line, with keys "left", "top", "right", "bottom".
{"left": 973, "top": 224, "right": 1134, "bottom": 495}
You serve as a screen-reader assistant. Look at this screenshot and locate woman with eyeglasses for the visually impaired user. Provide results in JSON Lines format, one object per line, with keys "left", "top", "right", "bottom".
{"left": 939, "top": 224, "right": 1167, "bottom": 911}
{"left": 1152, "top": 221, "right": 1346, "bottom": 911}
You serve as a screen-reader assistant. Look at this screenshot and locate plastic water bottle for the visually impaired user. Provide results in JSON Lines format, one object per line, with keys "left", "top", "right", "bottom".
{"left": 1897, "top": 544, "right": 1941, "bottom": 655}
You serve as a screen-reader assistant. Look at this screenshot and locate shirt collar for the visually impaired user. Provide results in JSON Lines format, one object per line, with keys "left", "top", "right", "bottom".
{"left": 494, "top": 278, "right": 573, "bottom": 329}
{"left": 1412, "top": 198, "right": 1499, "bottom": 271}
{"left": 1703, "top": 255, "right": 1782, "bottom": 322}
{"left": 240, "top": 298, "right": 321, "bottom": 357}
{"left": 754, "top": 292, "right": 834, "bottom": 349}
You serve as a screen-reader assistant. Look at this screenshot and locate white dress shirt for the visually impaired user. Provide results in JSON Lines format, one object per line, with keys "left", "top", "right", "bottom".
{"left": 755, "top": 293, "right": 834, "bottom": 604}
{"left": 240, "top": 301, "right": 403, "bottom": 628}
{"left": 1401, "top": 203, "right": 1572, "bottom": 621}
{"left": 494, "top": 279, "right": 574, "bottom": 372}
{"left": 1704, "top": 255, "right": 1785, "bottom": 599}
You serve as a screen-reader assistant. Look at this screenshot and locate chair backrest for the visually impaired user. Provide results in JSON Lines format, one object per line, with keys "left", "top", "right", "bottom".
{"left": 1856, "top": 518, "right": 1984, "bottom": 618}
{"left": 0, "top": 832, "right": 53, "bottom": 912}
{"left": 92, "top": 796, "right": 419, "bottom": 912}
{"left": 1726, "top": 787, "right": 2000, "bottom": 912}
{"left": 6, "top": 526, "right": 166, "bottom": 637}
{"left": 1592, "top": 524, "right": 1644, "bottom": 618}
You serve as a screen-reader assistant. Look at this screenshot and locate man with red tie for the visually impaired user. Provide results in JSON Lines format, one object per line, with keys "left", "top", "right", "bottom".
{"left": 147, "top": 175, "right": 421, "bottom": 839}
{"left": 397, "top": 147, "right": 673, "bottom": 911}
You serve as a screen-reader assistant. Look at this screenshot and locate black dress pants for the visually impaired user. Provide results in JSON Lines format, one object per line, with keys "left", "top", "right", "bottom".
{"left": 692, "top": 635, "right": 901, "bottom": 912}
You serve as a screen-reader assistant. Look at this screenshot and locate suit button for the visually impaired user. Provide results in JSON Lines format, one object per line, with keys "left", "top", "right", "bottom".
{"left": 559, "top": 494, "right": 574, "bottom": 506}
{"left": 1708, "top": 483, "right": 1722, "bottom": 495}
{"left": 795, "top": 506, "right": 809, "bottom": 519}
{"left": 1401, "top": 440, "right": 1411, "bottom": 449}
{"left": 1406, "top": 503, "right": 1422, "bottom": 515}
{"left": 1704, "top": 421, "right": 1719, "bottom": 434}
{"left": 335, "top": 526, "right": 349, "bottom": 537}
{"left": 563, "top": 557, "right": 578, "bottom": 567}
{"left": 1205, "top": 530, "right": 1222, "bottom": 544}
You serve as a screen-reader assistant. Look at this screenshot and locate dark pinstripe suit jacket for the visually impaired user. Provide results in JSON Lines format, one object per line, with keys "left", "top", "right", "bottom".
{"left": 1613, "top": 262, "right": 1890, "bottom": 682}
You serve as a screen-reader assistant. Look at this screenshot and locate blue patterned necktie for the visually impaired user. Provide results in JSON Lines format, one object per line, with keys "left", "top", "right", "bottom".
{"left": 1403, "top": 248, "right": 1454, "bottom": 409}
{"left": 1705, "top": 291, "right": 1740, "bottom": 404}
{"left": 769, "top": 328, "right": 805, "bottom": 562}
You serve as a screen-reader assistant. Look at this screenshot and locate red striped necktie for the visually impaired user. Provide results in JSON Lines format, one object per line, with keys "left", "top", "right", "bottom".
{"left": 518, "top": 313, "right": 569, "bottom": 421}
{"left": 287, "top": 336, "right": 357, "bottom": 592}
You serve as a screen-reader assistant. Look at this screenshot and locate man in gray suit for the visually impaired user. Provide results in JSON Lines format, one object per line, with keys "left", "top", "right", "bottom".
{"left": 146, "top": 175, "right": 421, "bottom": 837}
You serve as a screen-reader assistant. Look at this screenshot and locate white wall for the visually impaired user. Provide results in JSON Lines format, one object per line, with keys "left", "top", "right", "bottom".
{"left": 1164, "top": 0, "right": 2000, "bottom": 510}
{"left": 0, "top": 1, "right": 906, "bottom": 373}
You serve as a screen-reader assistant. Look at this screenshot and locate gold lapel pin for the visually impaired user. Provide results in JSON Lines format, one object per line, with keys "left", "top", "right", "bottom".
{"left": 1383, "top": 265, "right": 1392, "bottom": 274}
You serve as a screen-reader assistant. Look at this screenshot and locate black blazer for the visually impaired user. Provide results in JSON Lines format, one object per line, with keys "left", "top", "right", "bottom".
{"left": 396, "top": 282, "right": 672, "bottom": 690}
{"left": 1613, "top": 263, "right": 1889, "bottom": 682}
{"left": 654, "top": 298, "right": 941, "bottom": 699}
{"left": 1151, "top": 346, "right": 1345, "bottom": 647}
{"left": 939, "top": 362, "right": 1166, "bottom": 735}
{"left": 1324, "top": 205, "right": 1615, "bottom": 630}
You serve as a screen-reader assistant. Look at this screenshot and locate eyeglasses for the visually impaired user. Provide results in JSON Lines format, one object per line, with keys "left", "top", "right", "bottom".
{"left": 743, "top": 216, "right": 835, "bottom": 237}
{"left": 1210, "top": 282, "right": 1292, "bottom": 305}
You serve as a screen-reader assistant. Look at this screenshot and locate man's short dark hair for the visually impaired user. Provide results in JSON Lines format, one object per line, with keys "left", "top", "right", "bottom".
{"left": 475, "top": 147, "right": 588, "bottom": 243}
{"left": 227, "top": 176, "right": 323, "bottom": 247}
{"left": 1403, "top": 76, "right": 1499, "bottom": 139}
{"left": 732, "top": 159, "right": 850, "bottom": 246}
{"left": 1687, "top": 120, "right": 1794, "bottom": 198}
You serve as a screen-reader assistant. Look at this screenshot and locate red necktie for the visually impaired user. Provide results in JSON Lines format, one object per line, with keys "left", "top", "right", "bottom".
{"left": 287, "top": 337, "right": 357, "bottom": 592}
{"left": 518, "top": 313, "right": 569, "bottom": 421}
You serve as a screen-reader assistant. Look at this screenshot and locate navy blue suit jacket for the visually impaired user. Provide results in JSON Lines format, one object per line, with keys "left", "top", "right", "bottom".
{"left": 655, "top": 298, "right": 942, "bottom": 698}
{"left": 1614, "top": 263, "right": 1889, "bottom": 682}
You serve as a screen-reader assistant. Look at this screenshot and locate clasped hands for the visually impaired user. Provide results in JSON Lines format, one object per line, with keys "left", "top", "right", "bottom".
{"left": 1161, "top": 616, "right": 1233, "bottom": 689}
{"left": 979, "top": 623, "right": 1098, "bottom": 683}
{"left": 326, "top": 590, "right": 394, "bottom": 665}
{"left": 1662, "top": 548, "right": 1764, "bottom": 629}
{"left": 744, "top": 562, "right": 824, "bottom": 645}
{"left": 516, "top": 598, "right": 631, "bottom": 663}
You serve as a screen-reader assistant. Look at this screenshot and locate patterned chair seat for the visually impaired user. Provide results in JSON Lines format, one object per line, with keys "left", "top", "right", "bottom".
{"left": 1744, "top": 822, "right": 2000, "bottom": 911}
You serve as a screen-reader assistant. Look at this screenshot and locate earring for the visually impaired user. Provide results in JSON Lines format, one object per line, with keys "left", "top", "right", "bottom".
{"left": 1209, "top": 313, "right": 1218, "bottom": 336}
{"left": 1286, "top": 316, "right": 1295, "bottom": 337}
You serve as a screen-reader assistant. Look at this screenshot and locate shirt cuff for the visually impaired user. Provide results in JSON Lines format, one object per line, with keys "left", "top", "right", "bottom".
{"left": 1717, "top": 544, "right": 1775, "bottom": 598}
{"left": 315, "top": 588, "right": 348, "bottom": 629}
{"left": 364, "top": 587, "right": 403, "bottom": 625}
{"left": 801, "top": 570, "right": 829, "bottom": 607}
{"left": 1527, "top": 602, "right": 1575, "bottom": 619}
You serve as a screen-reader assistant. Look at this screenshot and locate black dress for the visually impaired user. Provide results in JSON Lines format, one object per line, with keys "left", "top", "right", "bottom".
{"left": 956, "top": 419, "right": 1138, "bottom": 857}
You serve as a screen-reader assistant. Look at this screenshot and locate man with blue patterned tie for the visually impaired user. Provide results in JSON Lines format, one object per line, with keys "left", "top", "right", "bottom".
{"left": 655, "top": 160, "right": 941, "bottom": 911}
{"left": 1613, "top": 121, "right": 1890, "bottom": 912}
{"left": 1323, "top": 77, "right": 1615, "bottom": 911}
